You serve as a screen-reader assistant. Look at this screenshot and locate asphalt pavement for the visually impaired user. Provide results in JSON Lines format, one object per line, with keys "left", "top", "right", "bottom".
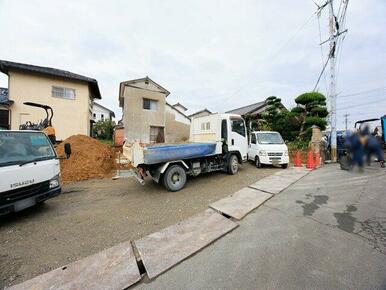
{"left": 135, "top": 164, "right": 386, "bottom": 290}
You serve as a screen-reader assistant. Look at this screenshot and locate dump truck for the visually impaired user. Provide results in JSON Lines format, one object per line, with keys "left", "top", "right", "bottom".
{"left": 123, "top": 113, "right": 248, "bottom": 191}
{"left": 0, "top": 130, "right": 71, "bottom": 215}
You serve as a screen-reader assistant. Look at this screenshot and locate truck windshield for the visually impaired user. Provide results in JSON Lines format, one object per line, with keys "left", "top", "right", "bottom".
{"left": 0, "top": 131, "right": 56, "bottom": 167}
{"left": 256, "top": 132, "right": 284, "bottom": 144}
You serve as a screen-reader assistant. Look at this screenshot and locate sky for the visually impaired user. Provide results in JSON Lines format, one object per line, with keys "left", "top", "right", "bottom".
{"left": 0, "top": 0, "right": 385, "bottom": 130}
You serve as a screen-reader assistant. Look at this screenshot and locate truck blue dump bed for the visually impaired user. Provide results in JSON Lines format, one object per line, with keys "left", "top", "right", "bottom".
{"left": 144, "top": 143, "right": 217, "bottom": 165}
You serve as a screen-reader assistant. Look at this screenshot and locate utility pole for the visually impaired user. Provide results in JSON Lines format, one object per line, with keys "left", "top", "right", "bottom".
{"left": 316, "top": 0, "right": 348, "bottom": 161}
{"left": 328, "top": 0, "right": 337, "bottom": 162}
{"left": 344, "top": 113, "right": 349, "bottom": 131}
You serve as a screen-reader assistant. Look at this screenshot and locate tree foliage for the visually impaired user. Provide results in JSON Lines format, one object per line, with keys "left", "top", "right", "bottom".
{"left": 260, "top": 96, "right": 282, "bottom": 123}
{"left": 259, "top": 92, "right": 328, "bottom": 143}
{"left": 93, "top": 120, "right": 115, "bottom": 140}
{"left": 293, "top": 91, "right": 328, "bottom": 140}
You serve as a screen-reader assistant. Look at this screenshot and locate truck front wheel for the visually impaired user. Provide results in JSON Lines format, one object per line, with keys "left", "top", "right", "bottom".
{"left": 255, "top": 156, "right": 261, "bottom": 168}
{"left": 163, "top": 164, "right": 187, "bottom": 192}
{"left": 227, "top": 154, "right": 239, "bottom": 175}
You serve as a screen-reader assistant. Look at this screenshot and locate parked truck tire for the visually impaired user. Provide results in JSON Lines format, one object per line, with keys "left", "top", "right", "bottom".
{"left": 163, "top": 164, "right": 187, "bottom": 192}
{"left": 255, "top": 156, "right": 261, "bottom": 168}
{"left": 227, "top": 154, "right": 239, "bottom": 175}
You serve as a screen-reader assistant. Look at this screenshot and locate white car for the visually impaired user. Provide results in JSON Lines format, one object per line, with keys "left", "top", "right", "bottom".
{"left": 248, "top": 131, "right": 289, "bottom": 169}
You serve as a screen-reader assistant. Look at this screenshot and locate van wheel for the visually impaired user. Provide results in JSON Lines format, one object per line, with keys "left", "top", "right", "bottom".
{"left": 255, "top": 156, "right": 261, "bottom": 168}
{"left": 281, "top": 163, "right": 288, "bottom": 169}
{"left": 163, "top": 165, "right": 187, "bottom": 192}
{"left": 227, "top": 155, "right": 239, "bottom": 175}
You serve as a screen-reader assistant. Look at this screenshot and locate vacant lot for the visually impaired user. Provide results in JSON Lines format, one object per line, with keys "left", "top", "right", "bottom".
{"left": 0, "top": 163, "right": 278, "bottom": 287}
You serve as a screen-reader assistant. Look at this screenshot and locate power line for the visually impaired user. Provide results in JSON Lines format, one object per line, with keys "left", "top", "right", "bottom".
{"left": 338, "top": 92, "right": 386, "bottom": 104}
{"left": 339, "top": 86, "right": 386, "bottom": 98}
{"left": 337, "top": 98, "right": 386, "bottom": 111}
{"left": 313, "top": 51, "right": 332, "bottom": 91}
{"left": 203, "top": 8, "right": 320, "bottom": 102}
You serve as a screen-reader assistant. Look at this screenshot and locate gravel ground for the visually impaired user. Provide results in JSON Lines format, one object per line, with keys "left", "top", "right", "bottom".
{"left": 0, "top": 163, "right": 278, "bottom": 287}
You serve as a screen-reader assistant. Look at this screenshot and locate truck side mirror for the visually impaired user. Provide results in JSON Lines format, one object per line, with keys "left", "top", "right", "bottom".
{"left": 64, "top": 143, "right": 71, "bottom": 158}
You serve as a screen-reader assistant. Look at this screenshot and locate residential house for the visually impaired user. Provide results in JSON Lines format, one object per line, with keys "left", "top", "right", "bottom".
{"left": 119, "top": 77, "right": 190, "bottom": 144}
{"left": 172, "top": 102, "right": 188, "bottom": 113}
{"left": 0, "top": 60, "right": 102, "bottom": 140}
{"left": 92, "top": 102, "right": 115, "bottom": 122}
{"left": 188, "top": 108, "right": 212, "bottom": 119}
{"left": 226, "top": 100, "right": 286, "bottom": 118}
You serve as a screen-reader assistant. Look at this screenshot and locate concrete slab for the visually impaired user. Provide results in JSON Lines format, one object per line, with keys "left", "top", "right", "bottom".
{"left": 134, "top": 209, "right": 238, "bottom": 279}
{"left": 135, "top": 166, "right": 386, "bottom": 289}
{"left": 209, "top": 187, "right": 272, "bottom": 220}
{"left": 249, "top": 167, "right": 309, "bottom": 194}
{"left": 7, "top": 241, "right": 141, "bottom": 290}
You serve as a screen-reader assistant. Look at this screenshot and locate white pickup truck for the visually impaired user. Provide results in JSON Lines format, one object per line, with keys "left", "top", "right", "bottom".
{"left": 0, "top": 130, "right": 71, "bottom": 215}
{"left": 123, "top": 113, "right": 248, "bottom": 191}
{"left": 248, "top": 131, "right": 289, "bottom": 168}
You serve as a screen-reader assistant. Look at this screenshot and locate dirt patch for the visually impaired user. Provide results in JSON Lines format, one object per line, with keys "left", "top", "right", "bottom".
{"left": 56, "top": 135, "right": 115, "bottom": 182}
{"left": 0, "top": 163, "right": 278, "bottom": 287}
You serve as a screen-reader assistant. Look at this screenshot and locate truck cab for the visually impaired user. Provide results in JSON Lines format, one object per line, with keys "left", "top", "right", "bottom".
{"left": 248, "top": 131, "right": 289, "bottom": 168}
{"left": 0, "top": 130, "right": 71, "bottom": 215}
{"left": 190, "top": 113, "right": 248, "bottom": 163}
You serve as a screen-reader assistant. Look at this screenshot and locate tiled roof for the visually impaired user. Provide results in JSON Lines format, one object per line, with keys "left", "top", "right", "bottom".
{"left": 188, "top": 108, "right": 212, "bottom": 118}
{"left": 0, "top": 60, "right": 101, "bottom": 99}
{"left": 93, "top": 102, "right": 115, "bottom": 118}
{"left": 225, "top": 101, "right": 266, "bottom": 115}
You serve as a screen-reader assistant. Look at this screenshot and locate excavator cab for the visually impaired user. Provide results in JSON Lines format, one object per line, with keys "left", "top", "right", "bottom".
{"left": 20, "top": 102, "right": 56, "bottom": 144}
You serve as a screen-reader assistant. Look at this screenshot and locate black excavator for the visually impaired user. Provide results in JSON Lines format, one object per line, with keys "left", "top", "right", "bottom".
{"left": 19, "top": 102, "right": 56, "bottom": 144}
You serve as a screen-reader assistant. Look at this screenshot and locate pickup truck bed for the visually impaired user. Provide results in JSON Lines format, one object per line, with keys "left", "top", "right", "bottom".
{"left": 143, "top": 142, "right": 216, "bottom": 165}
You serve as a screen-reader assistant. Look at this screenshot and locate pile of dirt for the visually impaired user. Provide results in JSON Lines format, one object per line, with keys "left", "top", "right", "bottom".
{"left": 56, "top": 135, "right": 116, "bottom": 182}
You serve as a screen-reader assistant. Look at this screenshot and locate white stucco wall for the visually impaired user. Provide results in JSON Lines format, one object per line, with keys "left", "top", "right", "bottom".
{"left": 166, "top": 104, "right": 191, "bottom": 125}
{"left": 92, "top": 103, "right": 112, "bottom": 122}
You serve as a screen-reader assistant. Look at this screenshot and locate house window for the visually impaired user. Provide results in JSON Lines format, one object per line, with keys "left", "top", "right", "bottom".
{"left": 150, "top": 126, "right": 164, "bottom": 143}
{"left": 143, "top": 98, "right": 158, "bottom": 111}
{"left": 101, "top": 114, "right": 104, "bottom": 121}
{"left": 93, "top": 113, "right": 96, "bottom": 119}
{"left": 201, "top": 122, "right": 210, "bottom": 131}
{"left": 52, "top": 86, "right": 76, "bottom": 100}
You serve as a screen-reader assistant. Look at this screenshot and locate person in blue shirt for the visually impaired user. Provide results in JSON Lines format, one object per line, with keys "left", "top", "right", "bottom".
{"left": 350, "top": 131, "right": 365, "bottom": 170}
{"left": 342, "top": 130, "right": 364, "bottom": 171}
{"left": 365, "top": 132, "right": 385, "bottom": 168}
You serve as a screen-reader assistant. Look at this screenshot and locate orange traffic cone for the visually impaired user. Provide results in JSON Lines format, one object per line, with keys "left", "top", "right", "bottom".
{"left": 294, "top": 151, "right": 302, "bottom": 167}
{"left": 306, "top": 150, "right": 314, "bottom": 169}
{"left": 314, "top": 152, "right": 321, "bottom": 168}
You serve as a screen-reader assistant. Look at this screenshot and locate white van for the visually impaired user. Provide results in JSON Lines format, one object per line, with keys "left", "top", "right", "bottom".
{"left": 248, "top": 131, "right": 289, "bottom": 168}
{"left": 0, "top": 130, "right": 71, "bottom": 215}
